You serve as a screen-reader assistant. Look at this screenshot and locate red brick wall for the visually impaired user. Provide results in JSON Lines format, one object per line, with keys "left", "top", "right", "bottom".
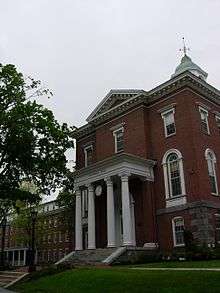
{"left": 147, "top": 89, "right": 220, "bottom": 209}
{"left": 76, "top": 107, "right": 148, "bottom": 168}
{"left": 95, "top": 107, "right": 148, "bottom": 161}
{"left": 76, "top": 87, "right": 220, "bottom": 251}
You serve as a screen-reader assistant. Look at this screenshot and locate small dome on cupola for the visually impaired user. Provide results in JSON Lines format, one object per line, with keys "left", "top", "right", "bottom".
{"left": 171, "top": 38, "right": 208, "bottom": 81}
{"left": 171, "top": 54, "right": 208, "bottom": 80}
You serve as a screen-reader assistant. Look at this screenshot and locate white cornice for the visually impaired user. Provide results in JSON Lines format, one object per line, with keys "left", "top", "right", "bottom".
{"left": 74, "top": 71, "right": 220, "bottom": 139}
{"left": 74, "top": 153, "right": 156, "bottom": 187}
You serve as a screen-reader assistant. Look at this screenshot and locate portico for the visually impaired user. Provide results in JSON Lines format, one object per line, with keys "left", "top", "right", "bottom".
{"left": 74, "top": 153, "right": 156, "bottom": 250}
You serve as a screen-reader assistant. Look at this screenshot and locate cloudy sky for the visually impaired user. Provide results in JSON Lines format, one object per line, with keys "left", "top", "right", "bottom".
{"left": 1, "top": 0, "right": 219, "bottom": 129}
{"left": 1, "top": 0, "right": 219, "bottom": 200}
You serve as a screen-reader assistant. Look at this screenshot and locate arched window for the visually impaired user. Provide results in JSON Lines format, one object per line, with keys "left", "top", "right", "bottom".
{"left": 205, "top": 149, "right": 218, "bottom": 195}
{"left": 162, "top": 149, "right": 186, "bottom": 199}
{"left": 172, "top": 217, "right": 185, "bottom": 247}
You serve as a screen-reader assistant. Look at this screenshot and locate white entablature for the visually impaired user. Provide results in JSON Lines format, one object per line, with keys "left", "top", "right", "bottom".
{"left": 74, "top": 153, "right": 156, "bottom": 188}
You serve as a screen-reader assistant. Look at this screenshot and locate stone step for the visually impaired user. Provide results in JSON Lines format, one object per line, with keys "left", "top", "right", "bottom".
{"left": 0, "top": 271, "right": 28, "bottom": 288}
{"left": 61, "top": 248, "right": 117, "bottom": 266}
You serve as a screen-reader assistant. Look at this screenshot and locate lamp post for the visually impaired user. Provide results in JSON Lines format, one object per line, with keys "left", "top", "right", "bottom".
{"left": 28, "top": 208, "right": 38, "bottom": 272}
{"left": 0, "top": 217, "right": 7, "bottom": 269}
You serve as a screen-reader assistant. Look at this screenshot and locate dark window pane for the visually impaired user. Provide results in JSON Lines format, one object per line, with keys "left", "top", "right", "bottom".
{"left": 116, "top": 130, "right": 124, "bottom": 152}
{"left": 166, "top": 122, "right": 176, "bottom": 136}
{"left": 174, "top": 219, "right": 184, "bottom": 245}
{"left": 210, "top": 175, "right": 217, "bottom": 194}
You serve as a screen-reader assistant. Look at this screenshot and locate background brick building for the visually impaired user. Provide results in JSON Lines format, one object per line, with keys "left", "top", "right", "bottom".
{"left": 0, "top": 200, "right": 74, "bottom": 267}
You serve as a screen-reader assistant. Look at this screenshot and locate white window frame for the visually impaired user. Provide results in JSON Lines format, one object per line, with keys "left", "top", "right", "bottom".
{"left": 113, "top": 127, "right": 124, "bottom": 153}
{"left": 215, "top": 214, "right": 220, "bottom": 244}
{"left": 59, "top": 231, "right": 62, "bottom": 242}
{"left": 199, "top": 106, "right": 210, "bottom": 134}
{"left": 205, "top": 148, "right": 218, "bottom": 195}
{"left": 215, "top": 115, "right": 220, "bottom": 133}
{"left": 172, "top": 217, "right": 185, "bottom": 247}
{"left": 84, "top": 145, "right": 93, "bottom": 167}
{"left": 162, "top": 149, "right": 186, "bottom": 207}
{"left": 161, "top": 108, "right": 176, "bottom": 138}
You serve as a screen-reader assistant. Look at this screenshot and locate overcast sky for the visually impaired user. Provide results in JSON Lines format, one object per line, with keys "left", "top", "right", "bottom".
{"left": 1, "top": 0, "right": 219, "bottom": 200}
{"left": 1, "top": 0, "right": 219, "bottom": 128}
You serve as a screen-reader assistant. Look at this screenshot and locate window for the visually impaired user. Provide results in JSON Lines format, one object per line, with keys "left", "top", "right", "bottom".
{"left": 65, "top": 231, "right": 69, "bottom": 242}
{"left": 47, "top": 250, "right": 51, "bottom": 262}
{"left": 84, "top": 145, "right": 93, "bottom": 167}
{"left": 161, "top": 109, "right": 176, "bottom": 137}
{"left": 205, "top": 149, "right": 218, "bottom": 195}
{"left": 53, "top": 249, "right": 57, "bottom": 261}
{"left": 82, "top": 189, "right": 88, "bottom": 218}
{"left": 216, "top": 116, "right": 220, "bottom": 134}
{"left": 215, "top": 214, "right": 220, "bottom": 244}
{"left": 53, "top": 232, "right": 57, "bottom": 244}
{"left": 199, "top": 107, "right": 210, "bottom": 134}
{"left": 113, "top": 127, "right": 124, "bottom": 153}
{"left": 59, "top": 249, "right": 64, "bottom": 260}
{"left": 172, "top": 217, "right": 185, "bottom": 246}
{"left": 54, "top": 218, "right": 57, "bottom": 227}
{"left": 59, "top": 231, "right": 62, "bottom": 242}
{"left": 162, "top": 149, "right": 186, "bottom": 200}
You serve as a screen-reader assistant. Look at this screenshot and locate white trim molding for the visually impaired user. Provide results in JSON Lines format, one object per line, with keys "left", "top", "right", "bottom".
{"left": 161, "top": 107, "right": 176, "bottom": 138}
{"left": 205, "top": 148, "right": 219, "bottom": 196}
{"left": 75, "top": 153, "right": 156, "bottom": 187}
{"left": 172, "top": 216, "right": 185, "bottom": 247}
{"left": 198, "top": 106, "right": 210, "bottom": 135}
{"left": 84, "top": 144, "right": 93, "bottom": 167}
{"left": 162, "top": 149, "right": 186, "bottom": 206}
{"left": 113, "top": 127, "right": 124, "bottom": 153}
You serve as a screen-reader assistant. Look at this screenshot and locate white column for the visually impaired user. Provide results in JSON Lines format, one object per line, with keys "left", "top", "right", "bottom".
{"left": 18, "top": 250, "right": 21, "bottom": 266}
{"left": 75, "top": 189, "right": 83, "bottom": 250}
{"left": 12, "top": 251, "right": 15, "bottom": 266}
{"left": 105, "top": 177, "right": 116, "bottom": 248}
{"left": 87, "top": 184, "right": 96, "bottom": 249}
{"left": 120, "top": 173, "right": 133, "bottom": 246}
{"left": 24, "top": 250, "right": 26, "bottom": 266}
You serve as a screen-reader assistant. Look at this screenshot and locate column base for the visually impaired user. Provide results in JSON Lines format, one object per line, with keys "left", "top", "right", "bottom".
{"left": 88, "top": 246, "right": 96, "bottom": 250}
{"left": 107, "top": 243, "right": 116, "bottom": 248}
{"left": 75, "top": 247, "right": 83, "bottom": 251}
{"left": 122, "top": 241, "right": 134, "bottom": 246}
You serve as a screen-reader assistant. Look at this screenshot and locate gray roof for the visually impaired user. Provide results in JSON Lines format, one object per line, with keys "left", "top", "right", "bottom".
{"left": 172, "top": 54, "right": 208, "bottom": 80}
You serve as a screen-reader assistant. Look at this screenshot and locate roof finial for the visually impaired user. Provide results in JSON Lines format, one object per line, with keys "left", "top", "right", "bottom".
{"left": 179, "top": 37, "right": 190, "bottom": 56}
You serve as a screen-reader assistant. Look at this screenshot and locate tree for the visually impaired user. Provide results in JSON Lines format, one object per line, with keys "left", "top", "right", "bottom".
{"left": 0, "top": 63, "right": 74, "bottom": 267}
{"left": 0, "top": 63, "right": 75, "bottom": 204}
{"left": 57, "top": 172, "right": 75, "bottom": 244}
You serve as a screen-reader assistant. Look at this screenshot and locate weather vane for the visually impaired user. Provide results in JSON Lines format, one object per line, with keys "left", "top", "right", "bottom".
{"left": 179, "top": 37, "right": 190, "bottom": 56}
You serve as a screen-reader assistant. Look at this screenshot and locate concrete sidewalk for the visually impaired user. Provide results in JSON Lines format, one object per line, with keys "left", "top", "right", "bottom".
{"left": 131, "top": 267, "right": 220, "bottom": 271}
{"left": 0, "top": 288, "right": 16, "bottom": 293}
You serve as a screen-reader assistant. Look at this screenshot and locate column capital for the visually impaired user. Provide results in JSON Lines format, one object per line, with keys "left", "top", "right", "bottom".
{"left": 86, "top": 183, "right": 94, "bottom": 193}
{"left": 119, "top": 172, "right": 131, "bottom": 181}
{"left": 104, "top": 176, "right": 113, "bottom": 186}
{"left": 75, "top": 188, "right": 81, "bottom": 197}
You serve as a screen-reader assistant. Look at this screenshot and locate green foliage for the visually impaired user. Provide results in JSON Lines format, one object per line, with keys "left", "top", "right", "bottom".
{"left": 11, "top": 202, "right": 44, "bottom": 248}
{"left": 0, "top": 63, "right": 75, "bottom": 207}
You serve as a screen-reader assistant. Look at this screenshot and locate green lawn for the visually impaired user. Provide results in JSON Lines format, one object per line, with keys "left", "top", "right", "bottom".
{"left": 129, "top": 259, "right": 220, "bottom": 268}
{"left": 14, "top": 267, "right": 220, "bottom": 293}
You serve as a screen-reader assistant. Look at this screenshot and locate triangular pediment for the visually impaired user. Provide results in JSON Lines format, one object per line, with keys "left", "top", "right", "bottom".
{"left": 86, "top": 89, "right": 143, "bottom": 122}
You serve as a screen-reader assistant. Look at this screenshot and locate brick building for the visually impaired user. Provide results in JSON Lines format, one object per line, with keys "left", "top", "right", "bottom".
{"left": 74, "top": 53, "right": 220, "bottom": 253}
{"left": 1, "top": 200, "right": 74, "bottom": 266}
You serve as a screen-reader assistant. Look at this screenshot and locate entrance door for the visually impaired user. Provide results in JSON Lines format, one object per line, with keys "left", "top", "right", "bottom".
{"left": 83, "top": 226, "right": 88, "bottom": 250}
